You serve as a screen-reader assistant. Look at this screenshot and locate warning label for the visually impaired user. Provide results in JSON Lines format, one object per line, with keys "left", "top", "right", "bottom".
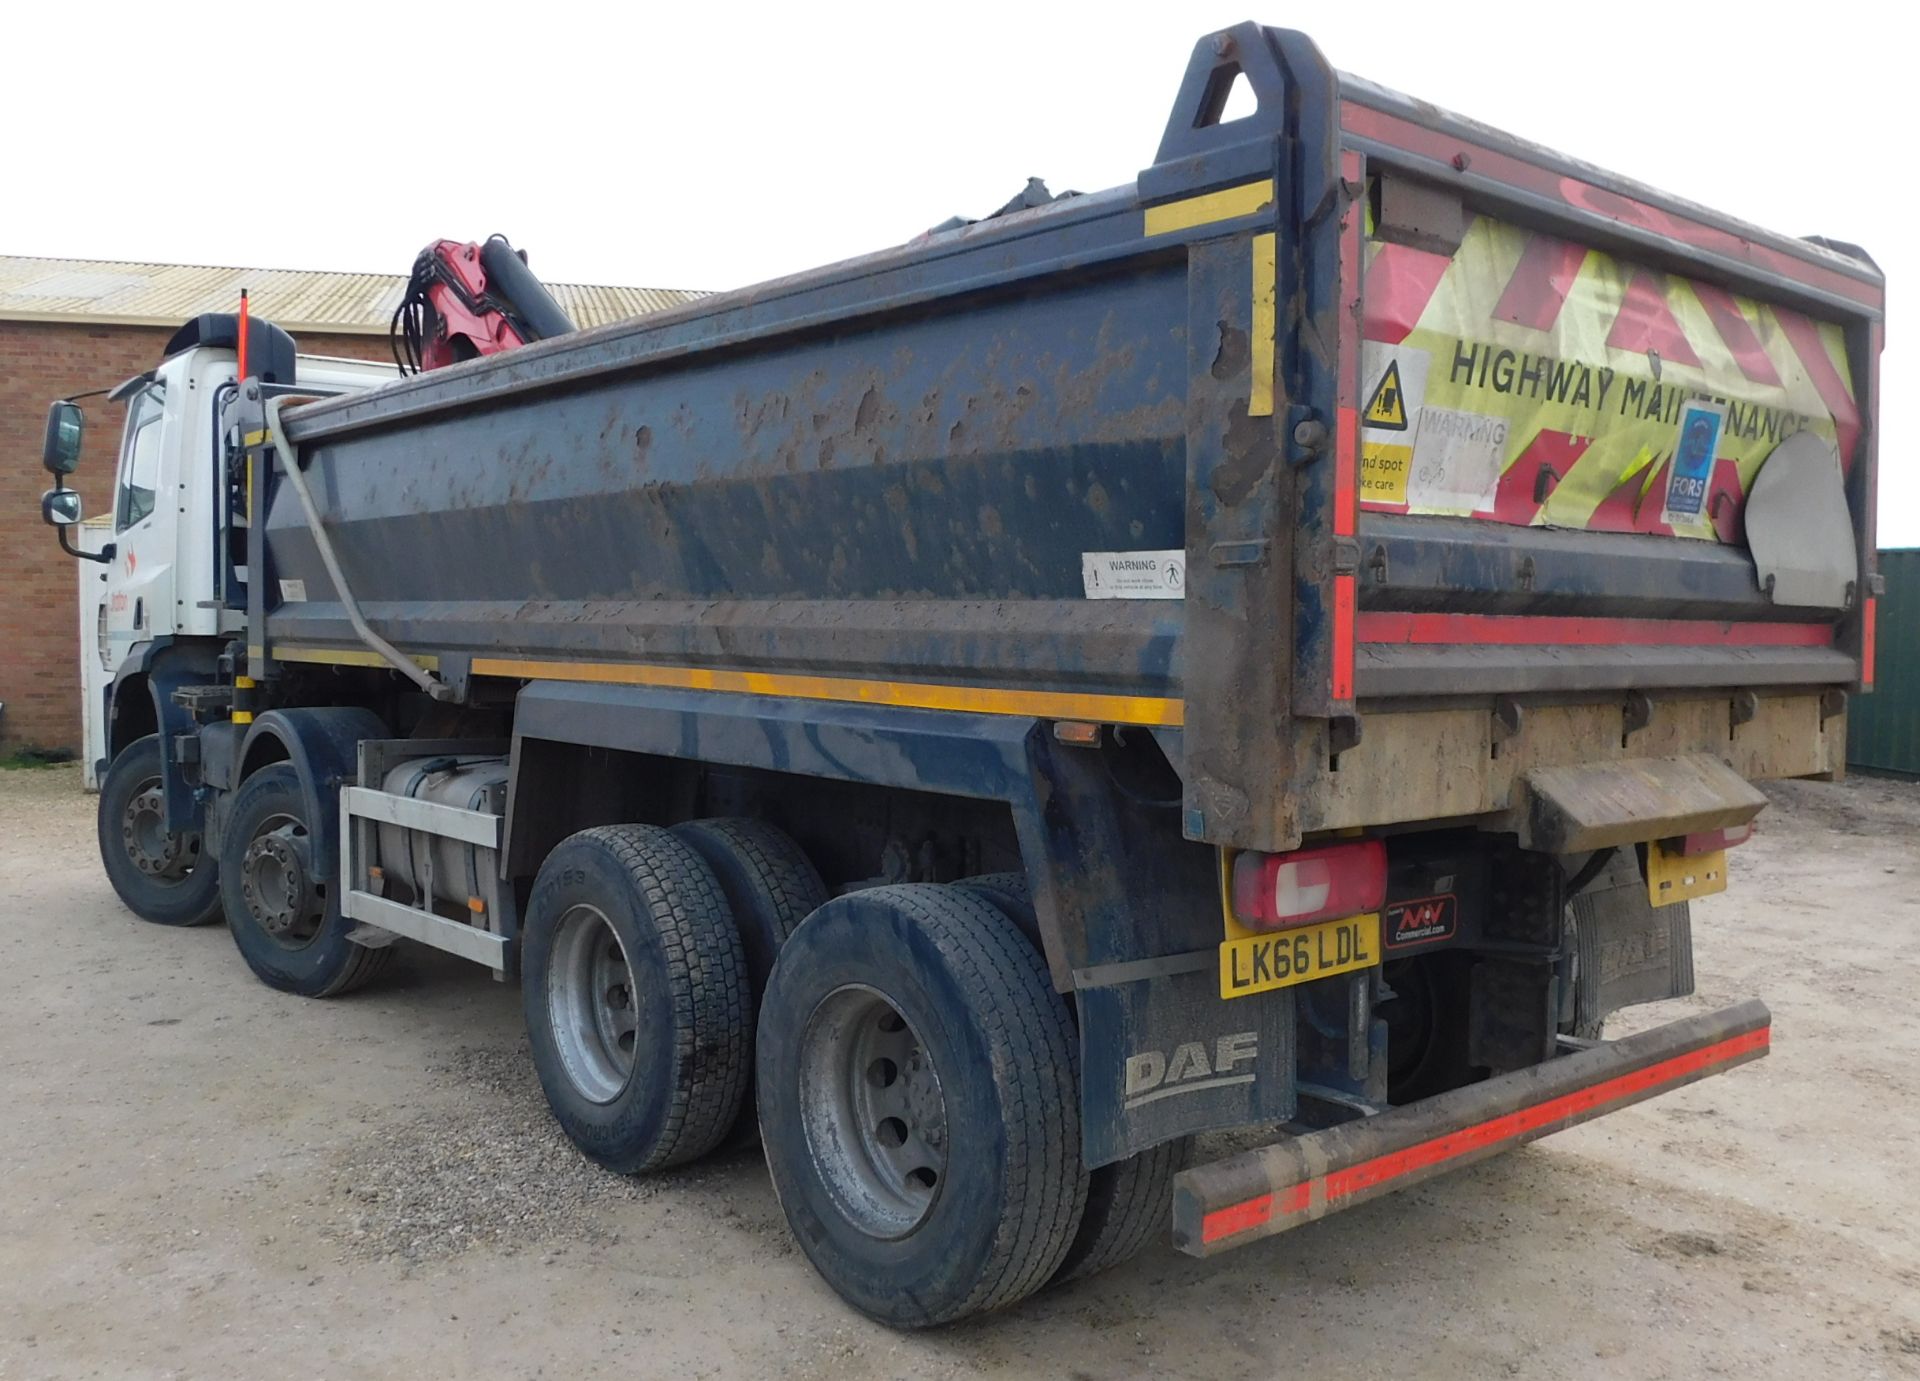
{"left": 1364, "top": 360, "right": 1410, "bottom": 430}
{"left": 1081, "top": 550, "right": 1185, "bottom": 599}
{"left": 1360, "top": 344, "right": 1429, "bottom": 508}
{"left": 1362, "top": 444, "right": 1412, "bottom": 505}
{"left": 1409, "top": 406, "right": 1509, "bottom": 515}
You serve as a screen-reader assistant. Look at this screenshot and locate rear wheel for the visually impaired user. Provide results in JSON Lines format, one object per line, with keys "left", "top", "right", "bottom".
{"left": 1379, "top": 951, "right": 1475, "bottom": 1104}
{"left": 955, "top": 871, "right": 1187, "bottom": 1284}
{"left": 96, "top": 735, "right": 222, "bottom": 927}
{"left": 756, "top": 885, "right": 1086, "bottom": 1327}
{"left": 1052, "top": 1135, "right": 1191, "bottom": 1284}
{"left": 521, "top": 826, "right": 752, "bottom": 1173}
{"left": 671, "top": 819, "right": 828, "bottom": 1148}
{"left": 951, "top": 870, "right": 1043, "bottom": 949}
{"left": 219, "top": 764, "right": 392, "bottom": 996}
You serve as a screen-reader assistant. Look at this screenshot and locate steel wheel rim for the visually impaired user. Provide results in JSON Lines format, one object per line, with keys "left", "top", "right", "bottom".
{"left": 121, "top": 779, "right": 199, "bottom": 882}
{"left": 548, "top": 905, "right": 639, "bottom": 1104}
{"left": 239, "top": 809, "right": 323, "bottom": 948}
{"left": 797, "top": 984, "right": 948, "bottom": 1240}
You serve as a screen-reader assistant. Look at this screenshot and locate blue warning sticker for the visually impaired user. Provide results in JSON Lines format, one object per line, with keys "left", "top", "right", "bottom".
{"left": 1662, "top": 400, "right": 1726, "bottom": 528}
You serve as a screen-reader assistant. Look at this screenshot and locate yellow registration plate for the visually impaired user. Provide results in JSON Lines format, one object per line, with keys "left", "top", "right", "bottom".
{"left": 1646, "top": 841, "right": 1727, "bottom": 906}
{"left": 1219, "top": 913, "right": 1381, "bottom": 1000}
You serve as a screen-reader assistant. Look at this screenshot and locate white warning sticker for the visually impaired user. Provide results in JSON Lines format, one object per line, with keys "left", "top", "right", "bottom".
{"left": 1361, "top": 343, "right": 1431, "bottom": 438}
{"left": 1082, "top": 550, "right": 1185, "bottom": 599}
{"left": 278, "top": 578, "right": 307, "bottom": 602}
{"left": 1360, "top": 343, "right": 1432, "bottom": 506}
{"left": 1407, "top": 407, "right": 1510, "bottom": 515}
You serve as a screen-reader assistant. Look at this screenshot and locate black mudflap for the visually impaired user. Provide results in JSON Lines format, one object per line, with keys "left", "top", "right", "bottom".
{"left": 1077, "top": 966, "right": 1297, "bottom": 1168}
{"left": 1568, "top": 851, "right": 1696, "bottom": 1034}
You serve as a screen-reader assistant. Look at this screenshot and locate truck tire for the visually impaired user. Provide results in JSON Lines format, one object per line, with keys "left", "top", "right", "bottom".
{"left": 756, "top": 884, "right": 1086, "bottom": 1327}
{"left": 955, "top": 870, "right": 1185, "bottom": 1285}
{"left": 96, "top": 735, "right": 222, "bottom": 927}
{"left": 521, "top": 826, "right": 752, "bottom": 1173}
{"left": 219, "top": 764, "right": 393, "bottom": 996}
{"left": 1380, "top": 951, "right": 1475, "bottom": 1104}
{"left": 671, "top": 818, "right": 825, "bottom": 995}
{"left": 951, "top": 870, "right": 1043, "bottom": 949}
{"left": 671, "top": 819, "right": 828, "bottom": 1147}
{"left": 1051, "top": 1136, "right": 1190, "bottom": 1284}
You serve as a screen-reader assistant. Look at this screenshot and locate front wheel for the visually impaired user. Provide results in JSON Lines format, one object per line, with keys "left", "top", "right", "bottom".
{"left": 96, "top": 735, "right": 222, "bottom": 927}
{"left": 219, "top": 764, "right": 392, "bottom": 996}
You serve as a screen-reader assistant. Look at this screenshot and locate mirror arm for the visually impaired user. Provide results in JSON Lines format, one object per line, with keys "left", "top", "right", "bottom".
{"left": 59, "top": 526, "right": 114, "bottom": 564}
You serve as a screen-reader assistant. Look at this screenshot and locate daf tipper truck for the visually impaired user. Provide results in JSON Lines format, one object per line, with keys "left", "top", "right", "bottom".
{"left": 33, "top": 23, "right": 1878, "bottom": 1327}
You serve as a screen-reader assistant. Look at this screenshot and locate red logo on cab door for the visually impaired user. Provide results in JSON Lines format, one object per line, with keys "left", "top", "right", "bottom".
{"left": 1385, "top": 894, "right": 1457, "bottom": 949}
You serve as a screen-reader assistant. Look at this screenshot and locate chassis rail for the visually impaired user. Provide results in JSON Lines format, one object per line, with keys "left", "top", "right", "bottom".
{"left": 1172, "top": 998, "right": 1771, "bottom": 1256}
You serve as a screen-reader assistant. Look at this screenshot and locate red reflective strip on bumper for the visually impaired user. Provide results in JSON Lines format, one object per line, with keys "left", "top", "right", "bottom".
{"left": 1201, "top": 1025, "right": 1771, "bottom": 1245}
{"left": 1358, "top": 612, "right": 1833, "bottom": 648}
{"left": 1203, "top": 1193, "right": 1275, "bottom": 1241}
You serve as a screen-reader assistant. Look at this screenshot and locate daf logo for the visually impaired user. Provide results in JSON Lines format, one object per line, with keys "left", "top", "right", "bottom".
{"left": 1123, "top": 1031, "right": 1258, "bottom": 1109}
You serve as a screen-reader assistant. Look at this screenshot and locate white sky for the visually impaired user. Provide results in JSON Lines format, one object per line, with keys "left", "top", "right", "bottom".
{"left": 6, "top": 0, "right": 1907, "bottom": 541}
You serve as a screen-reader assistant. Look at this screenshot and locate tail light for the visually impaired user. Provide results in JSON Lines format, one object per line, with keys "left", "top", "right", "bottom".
{"left": 1230, "top": 839, "right": 1387, "bottom": 931}
{"left": 1678, "top": 822, "right": 1754, "bottom": 856}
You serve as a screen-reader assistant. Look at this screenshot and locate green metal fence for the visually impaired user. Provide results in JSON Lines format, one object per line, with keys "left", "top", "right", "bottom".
{"left": 1848, "top": 548, "right": 1920, "bottom": 775}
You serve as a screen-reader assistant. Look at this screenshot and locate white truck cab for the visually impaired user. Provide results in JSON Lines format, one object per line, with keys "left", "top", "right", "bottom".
{"left": 40, "top": 318, "right": 396, "bottom": 782}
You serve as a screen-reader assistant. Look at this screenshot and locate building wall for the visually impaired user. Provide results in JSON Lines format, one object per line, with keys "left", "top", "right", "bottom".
{"left": 0, "top": 321, "right": 391, "bottom": 754}
{"left": 1848, "top": 548, "right": 1918, "bottom": 775}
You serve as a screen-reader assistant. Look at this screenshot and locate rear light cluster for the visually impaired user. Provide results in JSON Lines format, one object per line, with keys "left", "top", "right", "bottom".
{"left": 1676, "top": 823, "right": 1755, "bottom": 856}
{"left": 1230, "top": 839, "right": 1387, "bottom": 932}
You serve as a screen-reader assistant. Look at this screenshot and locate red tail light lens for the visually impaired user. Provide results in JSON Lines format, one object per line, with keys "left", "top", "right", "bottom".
{"left": 1230, "top": 839, "right": 1388, "bottom": 931}
{"left": 1678, "top": 822, "right": 1754, "bottom": 856}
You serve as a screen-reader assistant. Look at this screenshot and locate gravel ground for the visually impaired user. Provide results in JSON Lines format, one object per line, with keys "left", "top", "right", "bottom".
{"left": 2, "top": 763, "right": 1918, "bottom": 1379}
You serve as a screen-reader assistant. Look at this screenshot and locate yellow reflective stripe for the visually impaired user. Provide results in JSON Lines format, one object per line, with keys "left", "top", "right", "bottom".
{"left": 264, "top": 644, "right": 1181, "bottom": 725}
{"left": 468, "top": 656, "right": 1185, "bottom": 727}
{"left": 1250, "top": 232, "right": 1277, "bottom": 417}
{"left": 1143, "top": 180, "right": 1275, "bottom": 237}
{"left": 272, "top": 644, "right": 441, "bottom": 671}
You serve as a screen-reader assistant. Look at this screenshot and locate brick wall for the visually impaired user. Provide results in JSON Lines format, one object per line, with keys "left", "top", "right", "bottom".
{"left": 0, "top": 321, "right": 391, "bottom": 753}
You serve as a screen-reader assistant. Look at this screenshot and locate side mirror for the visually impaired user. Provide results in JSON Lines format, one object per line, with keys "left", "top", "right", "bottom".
{"left": 42, "top": 488, "right": 84, "bottom": 527}
{"left": 42, "top": 487, "right": 112, "bottom": 563}
{"left": 42, "top": 401, "right": 84, "bottom": 475}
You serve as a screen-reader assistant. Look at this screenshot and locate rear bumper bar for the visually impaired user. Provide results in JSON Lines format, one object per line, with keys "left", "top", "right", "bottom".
{"left": 1171, "top": 998, "right": 1771, "bottom": 1257}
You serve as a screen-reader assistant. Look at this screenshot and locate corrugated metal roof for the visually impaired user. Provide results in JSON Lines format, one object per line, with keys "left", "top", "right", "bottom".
{"left": 0, "top": 254, "right": 704, "bottom": 334}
